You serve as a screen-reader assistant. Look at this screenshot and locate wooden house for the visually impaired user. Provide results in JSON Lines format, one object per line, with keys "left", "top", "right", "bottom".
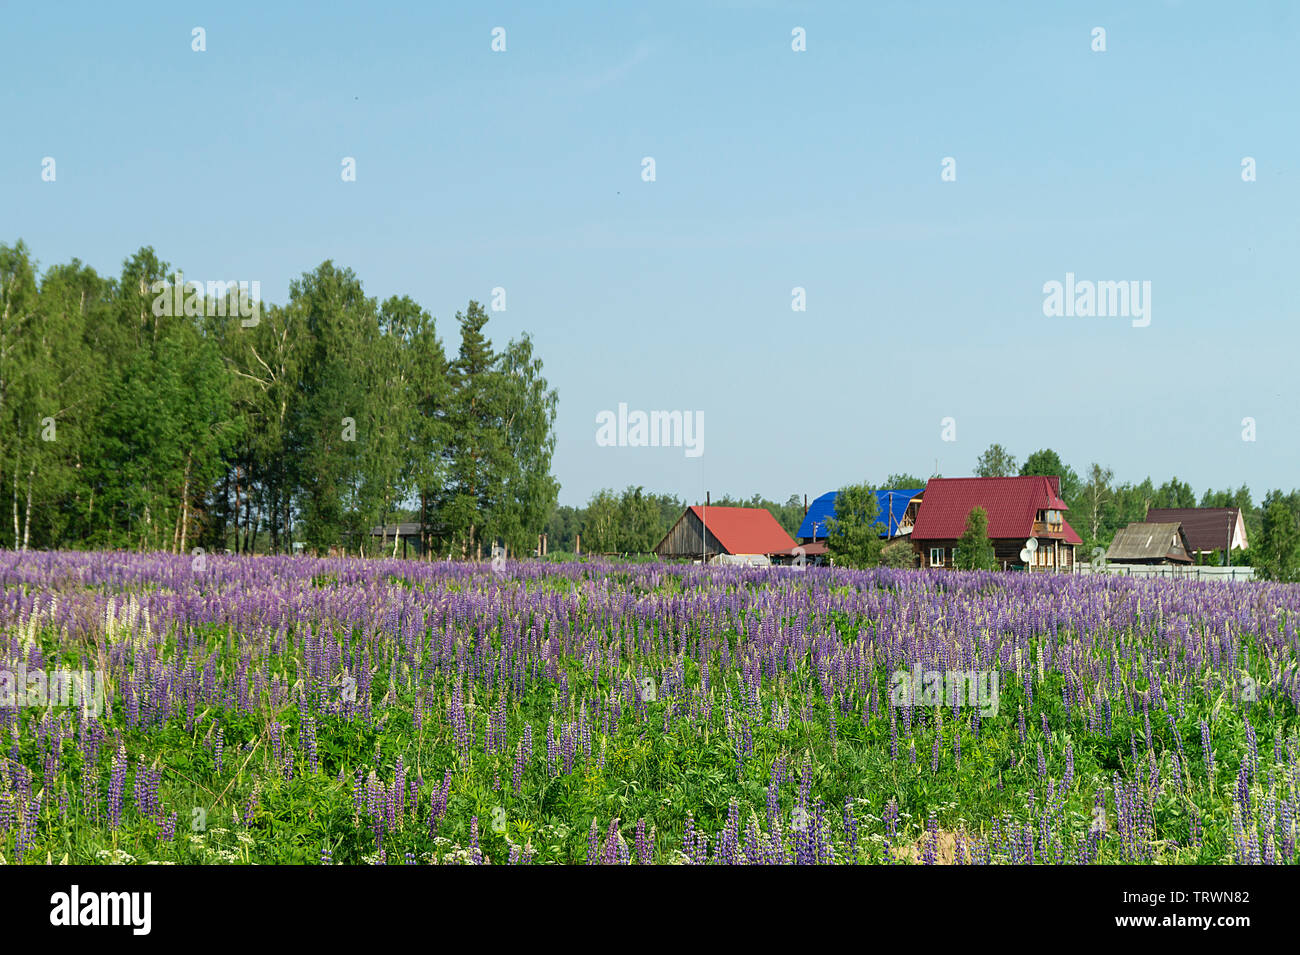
{"left": 1144, "top": 507, "right": 1248, "bottom": 559}
{"left": 910, "top": 476, "right": 1082, "bottom": 571}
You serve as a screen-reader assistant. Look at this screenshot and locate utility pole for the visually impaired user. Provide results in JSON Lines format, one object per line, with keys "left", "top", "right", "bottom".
{"left": 702, "top": 491, "right": 709, "bottom": 564}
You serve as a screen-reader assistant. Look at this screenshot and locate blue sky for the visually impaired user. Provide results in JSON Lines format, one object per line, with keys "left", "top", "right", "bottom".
{"left": 4, "top": 1, "right": 1297, "bottom": 506}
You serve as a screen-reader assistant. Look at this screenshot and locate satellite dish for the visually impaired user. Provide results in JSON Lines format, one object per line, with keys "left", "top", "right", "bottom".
{"left": 1025, "top": 538, "right": 1038, "bottom": 552}
{"left": 1020, "top": 548, "right": 1032, "bottom": 563}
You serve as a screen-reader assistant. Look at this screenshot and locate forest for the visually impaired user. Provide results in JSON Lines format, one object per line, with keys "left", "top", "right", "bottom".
{"left": 0, "top": 240, "right": 558, "bottom": 558}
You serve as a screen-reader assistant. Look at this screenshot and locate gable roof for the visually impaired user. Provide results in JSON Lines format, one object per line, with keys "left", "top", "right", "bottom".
{"left": 1106, "top": 522, "right": 1193, "bottom": 562}
{"left": 1144, "top": 507, "right": 1246, "bottom": 552}
{"left": 911, "top": 476, "right": 1082, "bottom": 544}
{"left": 796, "top": 488, "right": 923, "bottom": 539}
{"left": 687, "top": 505, "right": 797, "bottom": 555}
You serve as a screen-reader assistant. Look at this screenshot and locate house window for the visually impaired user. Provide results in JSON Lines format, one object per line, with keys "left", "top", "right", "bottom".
{"left": 951, "top": 547, "right": 959, "bottom": 565}
{"left": 930, "top": 548, "right": 944, "bottom": 567}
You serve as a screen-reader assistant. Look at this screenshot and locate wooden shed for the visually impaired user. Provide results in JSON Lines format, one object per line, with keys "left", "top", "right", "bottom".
{"left": 654, "top": 505, "right": 797, "bottom": 564}
{"left": 1105, "top": 522, "right": 1194, "bottom": 565}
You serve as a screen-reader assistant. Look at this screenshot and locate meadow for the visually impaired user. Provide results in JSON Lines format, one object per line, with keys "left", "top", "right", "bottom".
{"left": 0, "top": 551, "right": 1296, "bottom": 865}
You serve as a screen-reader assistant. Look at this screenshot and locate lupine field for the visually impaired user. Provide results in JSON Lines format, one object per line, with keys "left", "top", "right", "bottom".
{"left": 0, "top": 551, "right": 1297, "bottom": 865}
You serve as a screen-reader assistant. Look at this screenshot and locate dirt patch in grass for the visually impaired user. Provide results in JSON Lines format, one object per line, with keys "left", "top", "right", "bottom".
{"left": 892, "top": 829, "right": 963, "bottom": 864}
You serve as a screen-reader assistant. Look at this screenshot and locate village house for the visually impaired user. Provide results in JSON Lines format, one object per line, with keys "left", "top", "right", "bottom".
{"left": 1144, "top": 507, "right": 1248, "bottom": 562}
{"left": 654, "top": 505, "right": 797, "bottom": 565}
{"left": 909, "top": 476, "right": 1082, "bottom": 571}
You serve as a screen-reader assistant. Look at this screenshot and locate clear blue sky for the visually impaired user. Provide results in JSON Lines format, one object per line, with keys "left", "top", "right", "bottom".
{"left": 4, "top": 1, "right": 1297, "bottom": 506}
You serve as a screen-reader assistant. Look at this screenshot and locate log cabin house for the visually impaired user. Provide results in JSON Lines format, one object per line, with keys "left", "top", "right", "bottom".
{"left": 909, "top": 476, "right": 1082, "bottom": 571}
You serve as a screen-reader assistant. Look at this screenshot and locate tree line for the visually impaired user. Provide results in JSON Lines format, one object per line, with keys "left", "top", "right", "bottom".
{"left": 551, "top": 453, "right": 1299, "bottom": 582}
{"left": 968, "top": 443, "right": 1299, "bottom": 580}
{"left": 545, "top": 489, "right": 807, "bottom": 555}
{"left": 0, "top": 240, "right": 558, "bottom": 558}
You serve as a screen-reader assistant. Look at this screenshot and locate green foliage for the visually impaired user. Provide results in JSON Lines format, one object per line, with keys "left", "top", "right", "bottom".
{"left": 882, "top": 473, "right": 927, "bottom": 490}
{"left": 1020, "top": 448, "right": 1081, "bottom": 504}
{"left": 0, "top": 243, "right": 560, "bottom": 559}
{"left": 953, "top": 506, "right": 997, "bottom": 570}
{"left": 974, "top": 444, "right": 1017, "bottom": 478}
{"left": 1255, "top": 493, "right": 1300, "bottom": 582}
{"left": 826, "top": 484, "right": 887, "bottom": 568}
{"left": 1152, "top": 477, "right": 1197, "bottom": 510}
{"left": 880, "top": 538, "right": 916, "bottom": 568}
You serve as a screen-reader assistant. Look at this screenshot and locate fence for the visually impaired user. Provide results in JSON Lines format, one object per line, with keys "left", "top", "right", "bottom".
{"left": 1073, "top": 563, "right": 1256, "bottom": 582}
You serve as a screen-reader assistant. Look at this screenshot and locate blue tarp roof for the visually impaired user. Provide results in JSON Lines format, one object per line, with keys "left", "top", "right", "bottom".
{"left": 796, "top": 488, "right": 924, "bottom": 539}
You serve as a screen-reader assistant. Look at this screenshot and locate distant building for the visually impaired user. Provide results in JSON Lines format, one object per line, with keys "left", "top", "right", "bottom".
{"left": 910, "top": 476, "right": 1082, "bottom": 571}
{"left": 1106, "top": 522, "right": 1194, "bottom": 565}
{"left": 796, "top": 488, "right": 924, "bottom": 543}
{"left": 654, "top": 505, "right": 798, "bottom": 565}
{"left": 1145, "top": 507, "right": 1248, "bottom": 558}
{"left": 369, "top": 523, "right": 423, "bottom": 558}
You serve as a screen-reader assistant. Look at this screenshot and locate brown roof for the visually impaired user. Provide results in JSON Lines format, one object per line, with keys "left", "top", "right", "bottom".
{"left": 1106, "top": 522, "right": 1193, "bottom": 563}
{"left": 1144, "top": 508, "right": 1243, "bottom": 553}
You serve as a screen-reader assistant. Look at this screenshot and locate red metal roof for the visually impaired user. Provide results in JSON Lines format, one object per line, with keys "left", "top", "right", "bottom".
{"left": 911, "top": 476, "right": 1083, "bottom": 544}
{"left": 689, "top": 505, "right": 798, "bottom": 555}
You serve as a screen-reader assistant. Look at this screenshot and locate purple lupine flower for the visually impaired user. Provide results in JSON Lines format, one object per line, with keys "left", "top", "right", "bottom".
{"left": 843, "top": 798, "right": 859, "bottom": 858}
{"left": 922, "top": 815, "right": 939, "bottom": 865}
{"left": 107, "top": 746, "right": 127, "bottom": 830}
{"left": 469, "top": 815, "right": 483, "bottom": 865}
{"left": 587, "top": 816, "right": 601, "bottom": 865}
{"left": 636, "top": 818, "right": 652, "bottom": 865}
